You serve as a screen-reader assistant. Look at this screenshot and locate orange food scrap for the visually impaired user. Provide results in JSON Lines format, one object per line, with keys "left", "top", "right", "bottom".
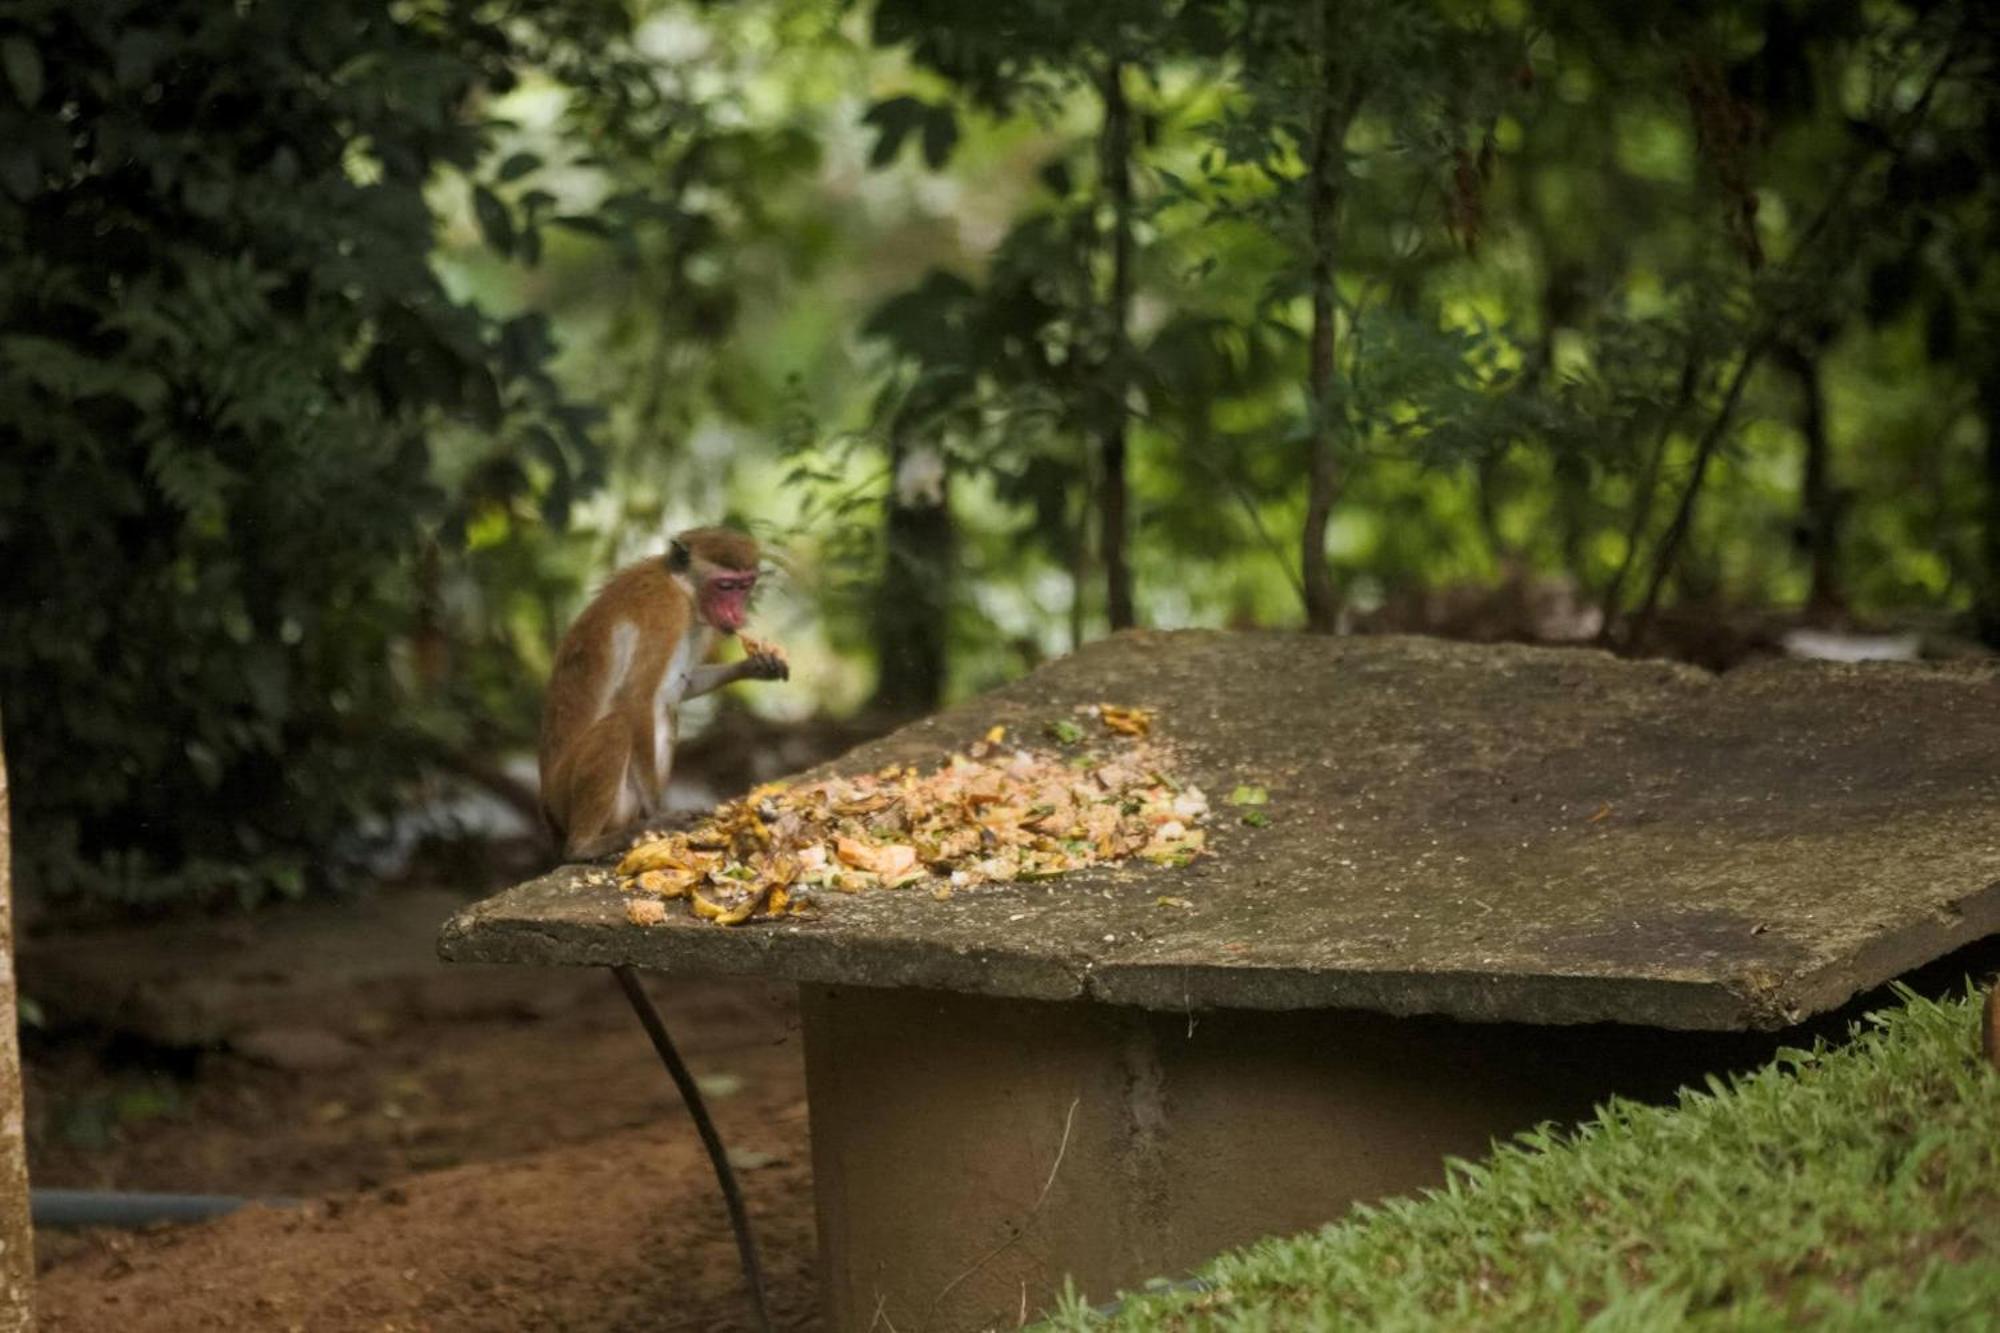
{"left": 613, "top": 703, "right": 1208, "bottom": 927}
{"left": 625, "top": 898, "right": 669, "bottom": 926}
{"left": 738, "top": 634, "right": 789, "bottom": 668}
{"left": 1098, "top": 704, "right": 1155, "bottom": 737}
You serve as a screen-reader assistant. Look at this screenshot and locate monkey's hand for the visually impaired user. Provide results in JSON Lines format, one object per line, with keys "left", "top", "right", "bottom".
{"left": 738, "top": 635, "right": 791, "bottom": 682}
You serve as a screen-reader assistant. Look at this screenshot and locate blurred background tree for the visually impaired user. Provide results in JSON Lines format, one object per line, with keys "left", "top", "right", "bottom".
{"left": 1, "top": 0, "right": 1993, "bottom": 914}
{"left": 0, "top": 0, "right": 639, "bottom": 907}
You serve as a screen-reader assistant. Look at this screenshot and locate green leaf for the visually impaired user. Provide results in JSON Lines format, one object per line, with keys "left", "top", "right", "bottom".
{"left": 463, "top": 367, "right": 503, "bottom": 431}
{"left": 1241, "top": 810, "right": 1271, "bottom": 828}
{"left": 920, "top": 105, "right": 959, "bottom": 169}
{"left": 0, "top": 144, "right": 37, "bottom": 200}
{"left": 185, "top": 739, "right": 223, "bottom": 789}
{"left": 550, "top": 213, "right": 612, "bottom": 238}
{"left": 862, "top": 95, "right": 927, "bottom": 169}
{"left": 497, "top": 151, "right": 541, "bottom": 182}
{"left": 1047, "top": 719, "right": 1085, "bottom": 745}
{"left": 3, "top": 37, "right": 43, "bottom": 108}
{"left": 182, "top": 177, "right": 229, "bottom": 218}
{"left": 114, "top": 30, "right": 168, "bottom": 89}
{"left": 472, "top": 185, "right": 514, "bottom": 257}
{"left": 1226, "top": 784, "right": 1269, "bottom": 806}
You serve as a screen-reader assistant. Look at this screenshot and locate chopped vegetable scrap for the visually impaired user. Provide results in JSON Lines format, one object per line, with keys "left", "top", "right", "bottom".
{"left": 615, "top": 704, "right": 1208, "bottom": 927}
{"left": 1225, "top": 783, "right": 1273, "bottom": 827}
{"left": 1097, "top": 704, "right": 1155, "bottom": 737}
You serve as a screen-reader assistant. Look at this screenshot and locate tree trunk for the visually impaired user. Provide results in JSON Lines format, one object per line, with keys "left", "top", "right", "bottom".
{"left": 1098, "top": 60, "right": 1136, "bottom": 632}
{"left": 1979, "top": 362, "right": 2000, "bottom": 649}
{"left": 1473, "top": 452, "right": 1511, "bottom": 563}
{"left": 413, "top": 538, "right": 449, "bottom": 690}
{"left": 1530, "top": 269, "right": 1591, "bottom": 584}
{"left": 1300, "top": 1, "right": 1352, "bottom": 634}
{"left": 869, "top": 441, "right": 954, "bottom": 718}
{"left": 0, "top": 717, "right": 35, "bottom": 1329}
{"left": 1789, "top": 345, "right": 1846, "bottom": 625}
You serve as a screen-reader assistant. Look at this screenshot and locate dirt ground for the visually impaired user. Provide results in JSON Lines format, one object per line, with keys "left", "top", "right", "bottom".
{"left": 22, "top": 711, "right": 896, "bottom": 1332}
{"left": 25, "top": 903, "right": 823, "bottom": 1331}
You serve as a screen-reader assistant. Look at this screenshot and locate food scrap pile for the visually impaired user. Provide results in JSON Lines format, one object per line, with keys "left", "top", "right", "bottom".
{"left": 616, "top": 704, "right": 1208, "bottom": 927}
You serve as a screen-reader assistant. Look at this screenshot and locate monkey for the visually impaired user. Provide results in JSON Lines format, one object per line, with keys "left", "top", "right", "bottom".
{"left": 538, "top": 526, "right": 790, "bottom": 862}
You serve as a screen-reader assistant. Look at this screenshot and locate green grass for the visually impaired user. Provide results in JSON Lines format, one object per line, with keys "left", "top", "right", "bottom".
{"left": 1041, "top": 985, "right": 2000, "bottom": 1332}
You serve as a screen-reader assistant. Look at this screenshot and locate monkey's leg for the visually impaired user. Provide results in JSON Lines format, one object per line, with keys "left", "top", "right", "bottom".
{"left": 611, "top": 965, "right": 772, "bottom": 1333}
{"left": 571, "top": 811, "right": 708, "bottom": 867}
{"left": 556, "top": 720, "right": 638, "bottom": 862}
{"left": 565, "top": 828, "right": 641, "bottom": 863}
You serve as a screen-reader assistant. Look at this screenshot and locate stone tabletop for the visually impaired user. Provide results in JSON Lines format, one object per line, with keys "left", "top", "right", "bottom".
{"left": 440, "top": 632, "right": 2000, "bottom": 1030}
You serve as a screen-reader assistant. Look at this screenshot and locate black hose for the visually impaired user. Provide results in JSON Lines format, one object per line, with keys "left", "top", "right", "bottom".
{"left": 31, "top": 1189, "right": 293, "bottom": 1229}
{"left": 611, "top": 963, "right": 773, "bottom": 1333}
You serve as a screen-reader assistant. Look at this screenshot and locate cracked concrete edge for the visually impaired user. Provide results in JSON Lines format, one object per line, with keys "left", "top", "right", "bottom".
{"left": 1757, "top": 875, "right": 2000, "bottom": 1028}
{"left": 438, "top": 877, "right": 2000, "bottom": 1031}
{"left": 1086, "top": 879, "right": 2000, "bottom": 1030}
{"left": 438, "top": 907, "right": 1791, "bottom": 1028}
{"left": 1076, "top": 962, "right": 1756, "bottom": 1029}
{"left": 438, "top": 901, "right": 1092, "bottom": 1003}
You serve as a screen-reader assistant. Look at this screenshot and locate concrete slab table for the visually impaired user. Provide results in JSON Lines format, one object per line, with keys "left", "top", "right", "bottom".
{"left": 439, "top": 631, "right": 2000, "bottom": 1331}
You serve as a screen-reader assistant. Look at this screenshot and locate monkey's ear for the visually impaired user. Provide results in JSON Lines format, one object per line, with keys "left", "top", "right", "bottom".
{"left": 666, "top": 539, "right": 691, "bottom": 572}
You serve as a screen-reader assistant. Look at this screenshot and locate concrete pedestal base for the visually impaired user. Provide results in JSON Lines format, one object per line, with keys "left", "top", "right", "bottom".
{"left": 802, "top": 984, "right": 1766, "bottom": 1333}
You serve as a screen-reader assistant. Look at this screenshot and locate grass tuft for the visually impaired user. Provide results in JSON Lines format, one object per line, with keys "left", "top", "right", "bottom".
{"left": 1040, "top": 984, "right": 2000, "bottom": 1331}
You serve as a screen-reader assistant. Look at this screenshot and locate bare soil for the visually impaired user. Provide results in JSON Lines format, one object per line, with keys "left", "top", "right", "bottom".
{"left": 26, "top": 923, "right": 821, "bottom": 1331}
{"left": 22, "top": 710, "right": 900, "bottom": 1331}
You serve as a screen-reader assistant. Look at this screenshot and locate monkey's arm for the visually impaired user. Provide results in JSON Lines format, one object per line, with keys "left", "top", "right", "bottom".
{"left": 685, "top": 646, "right": 789, "bottom": 699}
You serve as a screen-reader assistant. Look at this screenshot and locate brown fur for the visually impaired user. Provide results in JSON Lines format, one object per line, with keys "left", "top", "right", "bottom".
{"left": 674, "top": 526, "right": 761, "bottom": 572}
{"left": 538, "top": 528, "right": 763, "bottom": 859}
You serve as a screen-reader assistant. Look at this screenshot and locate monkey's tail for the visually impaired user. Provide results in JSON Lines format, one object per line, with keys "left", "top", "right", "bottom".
{"left": 611, "top": 964, "right": 774, "bottom": 1333}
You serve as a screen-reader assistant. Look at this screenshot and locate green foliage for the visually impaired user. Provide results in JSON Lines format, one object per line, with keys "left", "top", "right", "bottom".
{"left": 786, "top": 0, "right": 1997, "bottom": 686}
{"left": 0, "top": 0, "right": 619, "bottom": 906}
{"left": 1042, "top": 986, "right": 2000, "bottom": 1330}
{"left": 4, "top": 0, "right": 1996, "bottom": 908}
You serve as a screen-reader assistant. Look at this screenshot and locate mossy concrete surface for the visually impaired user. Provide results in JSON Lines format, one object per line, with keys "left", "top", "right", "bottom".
{"left": 441, "top": 632, "right": 2000, "bottom": 1031}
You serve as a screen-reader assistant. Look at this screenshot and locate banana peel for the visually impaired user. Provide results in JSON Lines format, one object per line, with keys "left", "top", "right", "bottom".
{"left": 1098, "top": 704, "right": 1155, "bottom": 737}
{"left": 691, "top": 884, "right": 773, "bottom": 926}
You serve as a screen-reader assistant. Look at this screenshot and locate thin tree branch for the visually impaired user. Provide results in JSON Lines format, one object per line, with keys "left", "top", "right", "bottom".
{"left": 1623, "top": 336, "right": 1767, "bottom": 650}
{"left": 1097, "top": 58, "right": 1137, "bottom": 631}
{"left": 1607, "top": 25, "right": 1963, "bottom": 645}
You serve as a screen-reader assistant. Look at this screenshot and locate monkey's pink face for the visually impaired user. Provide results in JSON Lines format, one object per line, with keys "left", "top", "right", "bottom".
{"left": 700, "top": 571, "right": 758, "bottom": 633}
